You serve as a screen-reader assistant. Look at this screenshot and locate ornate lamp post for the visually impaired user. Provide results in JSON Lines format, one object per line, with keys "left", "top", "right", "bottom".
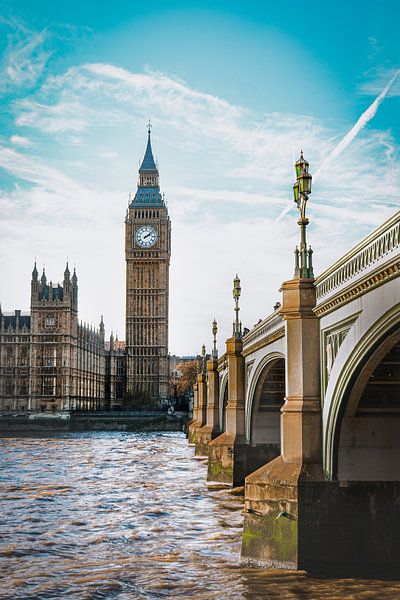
{"left": 212, "top": 319, "right": 218, "bottom": 359}
{"left": 232, "top": 274, "right": 242, "bottom": 339}
{"left": 293, "top": 151, "right": 314, "bottom": 279}
{"left": 201, "top": 343, "right": 207, "bottom": 374}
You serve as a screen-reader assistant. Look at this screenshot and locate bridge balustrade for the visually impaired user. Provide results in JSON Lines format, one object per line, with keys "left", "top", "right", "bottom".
{"left": 315, "top": 211, "right": 400, "bottom": 312}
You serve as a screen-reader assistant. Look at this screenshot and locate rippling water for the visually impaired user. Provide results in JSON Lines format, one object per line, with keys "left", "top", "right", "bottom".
{"left": 0, "top": 432, "right": 399, "bottom": 599}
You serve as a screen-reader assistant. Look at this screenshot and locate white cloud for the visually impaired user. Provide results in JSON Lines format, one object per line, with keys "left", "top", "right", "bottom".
{"left": 277, "top": 71, "right": 400, "bottom": 221}
{"left": 315, "top": 70, "right": 400, "bottom": 177}
{"left": 14, "top": 63, "right": 325, "bottom": 187}
{"left": 0, "top": 25, "right": 51, "bottom": 92}
{"left": 1, "top": 62, "right": 399, "bottom": 353}
{"left": 10, "top": 134, "right": 32, "bottom": 147}
{"left": 359, "top": 66, "right": 400, "bottom": 97}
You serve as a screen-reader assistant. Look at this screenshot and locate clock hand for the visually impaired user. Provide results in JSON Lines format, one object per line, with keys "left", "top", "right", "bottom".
{"left": 144, "top": 233, "right": 151, "bottom": 239}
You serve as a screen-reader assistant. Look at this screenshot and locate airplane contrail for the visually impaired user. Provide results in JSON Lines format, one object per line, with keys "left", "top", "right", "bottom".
{"left": 276, "top": 69, "right": 400, "bottom": 222}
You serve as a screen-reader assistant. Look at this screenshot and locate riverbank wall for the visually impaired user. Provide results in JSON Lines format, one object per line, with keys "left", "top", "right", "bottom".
{"left": 0, "top": 411, "right": 188, "bottom": 433}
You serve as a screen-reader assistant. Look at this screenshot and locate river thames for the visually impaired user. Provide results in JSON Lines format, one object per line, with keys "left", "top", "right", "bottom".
{"left": 0, "top": 431, "right": 399, "bottom": 599}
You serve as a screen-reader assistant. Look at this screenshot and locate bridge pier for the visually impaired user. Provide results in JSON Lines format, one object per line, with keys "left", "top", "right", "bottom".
{"left": 195, "top": 358, "right": 220, "bottom": 457}
{"left": 241, "top": 277, "right": 324, "bottom": 568}
{"left": 208, "top": 337, "right": 270, "bottom": 486}
{"left": 194, "top": 370, "right": 208, "bottom": 456}
{"left": 188, "top": 381, "right": 200, "bottom": 445}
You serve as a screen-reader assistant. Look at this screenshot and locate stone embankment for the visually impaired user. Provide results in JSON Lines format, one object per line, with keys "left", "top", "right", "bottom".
{"left": 0, "top": 411, "right": 187, "bottom": 433}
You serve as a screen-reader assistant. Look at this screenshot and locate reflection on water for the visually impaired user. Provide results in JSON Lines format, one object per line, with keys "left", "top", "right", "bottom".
{"left": 0, "top": 432, "right": 399, "bottom": 599}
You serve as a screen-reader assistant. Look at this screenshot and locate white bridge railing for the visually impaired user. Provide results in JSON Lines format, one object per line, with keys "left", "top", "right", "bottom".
{"left": 242, "top": 311, "right": 283, "bottom": 352}
{"left": 315, "top": 211, "right": 400, "bottom": 304}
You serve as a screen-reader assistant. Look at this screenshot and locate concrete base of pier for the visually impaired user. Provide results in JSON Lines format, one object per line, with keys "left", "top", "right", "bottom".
{"left": 207, "top": 432, "right": 280, "bottom": 487}
{"left": 194, "top": 425, "right": 220, "bottom": 457}
{"left": 241, "top": 455, "right": 400, "bottom": 576}
{"left": 188, "top": 420, "right": 202, "bottom": 445}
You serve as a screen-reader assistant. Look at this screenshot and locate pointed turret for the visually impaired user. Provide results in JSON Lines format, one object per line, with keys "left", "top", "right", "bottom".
{"left": 139, "top": 123, "right": 158, "bottom": 173}
{"left": 64, "top": 262, "right": 70, "bottom": 282}
{"left": 99, "top": 315, "right": 105, "bottom": 338}
{"left": 132, "top": 123, "right": 164, "bottom": 206}
{"left": 31, "top": 261, "right": 39, "bottom": 299}
{"left": 32, "top": 261, "right": 38, "bottom": 281}
{"left": 41, "top": 268, "right": 47, "bottom": 287}
{"left": 70, "top": 267, "right": 78, "bottom": 308}
{"left": 110, "top": 331, "right": 114, "bottom": 352}
{"left": 63, "top": 262, "right": 71, "bottom": 298}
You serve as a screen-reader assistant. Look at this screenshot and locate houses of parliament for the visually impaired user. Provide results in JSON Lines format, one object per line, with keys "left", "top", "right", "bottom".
{"left": 0, "top": 128, "right": 171, "bottom": 412}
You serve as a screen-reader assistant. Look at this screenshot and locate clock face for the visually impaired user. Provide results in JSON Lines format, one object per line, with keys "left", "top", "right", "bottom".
{"left": 135, "top": 225, "right": 158, "bottom": 248}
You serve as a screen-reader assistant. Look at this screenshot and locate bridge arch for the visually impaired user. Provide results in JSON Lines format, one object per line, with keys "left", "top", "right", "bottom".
{"left": 325, "top": 303, "right": 400, "bottom": 480}
{"left": 219, "top": 372, "right": 228, "bottom": 432}
{"left": 245, "top": 352, "right": 285, "bottom": 444}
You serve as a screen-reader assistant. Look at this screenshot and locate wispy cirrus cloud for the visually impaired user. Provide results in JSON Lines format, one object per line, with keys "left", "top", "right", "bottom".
{"left": 315, "top": 70, "right": 400, "bottom": 178}
{"left": 359, "top": 65, "right": 400, "bottom": 97}
{"left": 1, "top": 60, "right": 399, "bottom": 352}
{"left": 0, "top": 13, "right": 92, "bottom": 96}
{"left": 0, "top": 18, "right": 51, "bottom": 93}
{"left": 277, "top": 70, "right": 400, "bottom": 221}
{"left": 12, "top": 62, "right": 400, "bottom": 217}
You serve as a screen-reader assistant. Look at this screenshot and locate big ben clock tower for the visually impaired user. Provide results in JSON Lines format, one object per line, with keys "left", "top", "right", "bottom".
{"left": 125, "top": 124, "right": 171, "bottom": 402}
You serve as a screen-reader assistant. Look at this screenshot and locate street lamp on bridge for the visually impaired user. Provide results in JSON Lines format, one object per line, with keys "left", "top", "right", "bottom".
{"left": 232, "top": 274, "right": 242, "bottom": 339}
{"left": 212, "top": 319, "right": 218, "bottom": 359}
{"left": 293, "top": 151, "right": 314, "bottom": 279}
{"left": 201, "top": 343, "right": 207, "bottom": 374}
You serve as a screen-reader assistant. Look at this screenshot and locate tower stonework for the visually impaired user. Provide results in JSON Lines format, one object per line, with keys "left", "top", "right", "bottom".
{"left": 30, "top": 264, "right": 106, "bottom": 412}
{"left": 0, "top": 263, "right": 113, "bottom": 413}
{"left": 125, "top": 127, "right": 171, "bottom": 402}
{"left": 30, "top": 264, "right": 79, "bottom": 412}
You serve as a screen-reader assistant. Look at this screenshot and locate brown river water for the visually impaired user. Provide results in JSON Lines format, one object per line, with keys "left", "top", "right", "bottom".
{"left": 0, "top": 431, "right": 399, "bottom": 599}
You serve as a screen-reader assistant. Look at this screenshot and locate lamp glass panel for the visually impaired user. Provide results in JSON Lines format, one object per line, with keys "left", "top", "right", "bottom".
{"left": 293, "top": 182, "right": 299, "bottom": 202}
{"left": 299, "top": 173, "right": 312, "bottom": 194}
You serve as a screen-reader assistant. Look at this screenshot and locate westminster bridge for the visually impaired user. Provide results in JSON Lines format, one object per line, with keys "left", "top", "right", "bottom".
{"left": 188, "top": 189, "right": 400, "bottom": 575}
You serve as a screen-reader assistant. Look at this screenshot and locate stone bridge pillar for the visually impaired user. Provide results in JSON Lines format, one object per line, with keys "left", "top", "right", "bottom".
{"left": 207, "top": 336, "right": 246, "bottom": 484}
{"left": 188, "top": 381, "right": 199, "bottom": 445}
{"left": 280, "top": 278, "right": 322, "bottom": 465}
{"left": 194, "top": 371, "right": 208, "bottom": 455}
{"left": 225, "top": 336, "right": 246, "bottom": 436}
{"left": 195, "top": 358, "right": 220, "bottom": 457}
{"left": 242, "top": 277, "right": 323, "bottom": 568}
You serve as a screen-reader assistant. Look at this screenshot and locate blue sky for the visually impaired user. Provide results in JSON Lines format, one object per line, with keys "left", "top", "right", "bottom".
{"left": 0, "top": 1, "right": 399, "bottom": 353}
